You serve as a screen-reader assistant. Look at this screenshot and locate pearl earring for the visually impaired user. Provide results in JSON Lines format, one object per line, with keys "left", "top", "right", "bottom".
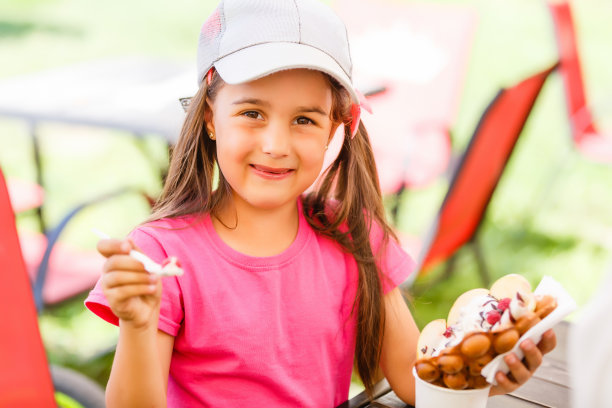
{"left": 209, "top": 132, "right": 215, "bottom": 140}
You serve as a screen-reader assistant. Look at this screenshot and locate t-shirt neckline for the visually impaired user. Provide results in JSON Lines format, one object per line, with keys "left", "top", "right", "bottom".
{"left": 202, "top": 198, "right": 311, "bottom": 269}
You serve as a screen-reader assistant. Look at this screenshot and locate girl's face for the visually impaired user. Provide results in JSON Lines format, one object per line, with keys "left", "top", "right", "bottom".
{"left": 207, "top": 69, "right": 340, "bottom": 211}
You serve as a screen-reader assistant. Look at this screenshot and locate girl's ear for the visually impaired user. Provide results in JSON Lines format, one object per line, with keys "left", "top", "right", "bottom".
{"left": 204, "top": 98, "right": 215, "bottom": 134}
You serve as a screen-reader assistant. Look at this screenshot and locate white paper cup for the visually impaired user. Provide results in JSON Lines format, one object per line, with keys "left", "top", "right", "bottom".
{"left": 413, "top": 368, "right": 491, "bottom": 408}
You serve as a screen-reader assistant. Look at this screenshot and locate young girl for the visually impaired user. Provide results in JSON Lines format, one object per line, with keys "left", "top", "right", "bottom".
{"left": 85, "top": 0, "right": 555, "bottom": 406}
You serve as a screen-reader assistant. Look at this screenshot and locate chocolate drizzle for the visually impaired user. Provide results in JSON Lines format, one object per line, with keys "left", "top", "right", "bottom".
{"left": 483, "top": 298, "right": 496, "bottom": 307}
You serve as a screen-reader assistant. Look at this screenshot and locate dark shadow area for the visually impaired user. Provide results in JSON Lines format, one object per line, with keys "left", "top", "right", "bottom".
{"left": 0, "top": 20, "right": 82, "bottom": 39}
{"left": 497, "top": 224, "right": 581, "bottom": 252}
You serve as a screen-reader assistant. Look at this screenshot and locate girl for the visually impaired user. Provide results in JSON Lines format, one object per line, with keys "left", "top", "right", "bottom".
{"left": 85, "top": 0, "right": 556, "bottom": 406}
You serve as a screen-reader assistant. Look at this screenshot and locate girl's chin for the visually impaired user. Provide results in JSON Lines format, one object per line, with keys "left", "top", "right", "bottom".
{"left": 229, "top": 188, "right": 302, "bottom": 211}
{"left": 226, "top": 180, "right": 317, "bottom": 208}
{"left": 245, "top": 195, "right": 297, "bottom": 211}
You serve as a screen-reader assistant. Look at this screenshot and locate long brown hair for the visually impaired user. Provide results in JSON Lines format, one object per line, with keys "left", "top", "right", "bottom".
{"left": 150, "top": 70, "right": 397, "bottom": 397}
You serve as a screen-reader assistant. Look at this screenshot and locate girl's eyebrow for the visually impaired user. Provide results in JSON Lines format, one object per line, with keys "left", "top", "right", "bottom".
{"left": 296, "top": 106, "right": 327, "bottom": 116}
{"left": 232, "top": 98, "right": 271, "bottom": 107}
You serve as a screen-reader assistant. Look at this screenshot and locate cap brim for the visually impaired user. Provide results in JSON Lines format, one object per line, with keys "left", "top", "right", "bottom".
{"left": 213, "top": 42, "right": 359, "bottom": 104}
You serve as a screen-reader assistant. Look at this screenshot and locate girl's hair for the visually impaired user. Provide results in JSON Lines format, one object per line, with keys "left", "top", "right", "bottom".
{"left": 149, "top": 70, "right": 398, "bottom": 397}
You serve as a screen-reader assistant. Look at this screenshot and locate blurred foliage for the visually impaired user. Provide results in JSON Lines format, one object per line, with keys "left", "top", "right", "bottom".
{"left": 41, "top": 296, "right": 116, "bottom": 386}
{"left": 0, "top": 0, "right": 611, "bottom": 393}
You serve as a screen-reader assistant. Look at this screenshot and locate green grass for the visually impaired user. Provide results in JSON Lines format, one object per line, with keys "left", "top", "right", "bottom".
{"left": 1, "top": 0, "right": 611, "bottom": 392}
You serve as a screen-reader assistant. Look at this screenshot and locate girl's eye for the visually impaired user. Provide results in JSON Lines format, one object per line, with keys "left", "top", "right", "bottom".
{"left": 242, "top": 111, "right": 263, "bottom": 120}
{"left": 295, "top": 116, "right": 315, "bottom": 125}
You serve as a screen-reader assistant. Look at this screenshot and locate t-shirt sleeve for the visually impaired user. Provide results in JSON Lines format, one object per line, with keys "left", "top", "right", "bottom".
{"left": 84, "top": 227, "right": 184, "bottom": 336}
{"left": 370, "top": 221, "right": 416, "bottom": 294}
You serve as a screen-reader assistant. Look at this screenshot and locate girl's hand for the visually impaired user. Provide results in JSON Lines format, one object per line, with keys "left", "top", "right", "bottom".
{"left": 97, "top": 238, "right": 162, "bottom": 330}
{"left": 489, "top": 329, "right": 557, "bottom": 396}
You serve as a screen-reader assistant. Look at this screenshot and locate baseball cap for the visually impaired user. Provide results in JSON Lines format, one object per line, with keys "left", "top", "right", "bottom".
{"left": 197, "top": 0, "right": 361, "bottom": 107}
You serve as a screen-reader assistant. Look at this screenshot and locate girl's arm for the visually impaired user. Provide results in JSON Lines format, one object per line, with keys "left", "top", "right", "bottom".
{"left": 378, "top": 287, "right": 419, "bottom": 405}
{"left": 106, "top": 324, "right": 174, "bottom": 407}
{"left": 98, "top": 238, "right": 175, "bottom": 408}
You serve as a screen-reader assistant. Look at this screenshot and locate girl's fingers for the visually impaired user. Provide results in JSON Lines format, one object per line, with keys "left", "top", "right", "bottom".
{"left": 97, "top": 238, "right": 141, "bottom": 258}
{"left": 495, "top": 371, "right": 518, "bottom": 393}
{"left": 537, "top": 329, "right": 557, "bottom": 355}
{"left": 97, "top": 238, "right": 131, "bottom": 257}
{"left": 104, "top": 254, "right": 148, "bottom": 273}
{"left": 103, "top": 271, "right": 157, "bottom": 289}
{"left": 521, "top": 339, "right": 543, "bottom": 372}
{"left": 504, "top": 352, "right": 531, "bottom": 385}
{"left": 103, "top": 284, "right": 157, "bottom": 302}
{"left": 492, "top": 331, "right": 555, "bottom": 396}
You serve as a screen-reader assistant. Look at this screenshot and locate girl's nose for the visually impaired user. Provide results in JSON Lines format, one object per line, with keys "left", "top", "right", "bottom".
{"left": 261, "top": 122, "right": 290, "bottom": 157}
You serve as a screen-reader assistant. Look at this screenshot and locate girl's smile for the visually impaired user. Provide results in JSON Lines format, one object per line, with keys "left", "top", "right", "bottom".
{"left": 206, "top": 69, "right": 340, "bottom": 211}
{"left": 249, "top": 164, "right": 295, "bottom": 180}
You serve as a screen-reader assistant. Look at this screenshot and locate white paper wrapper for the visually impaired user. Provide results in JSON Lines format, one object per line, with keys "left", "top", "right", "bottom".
{"left": 481, "top": 276, "right": 577, "bottom": 385}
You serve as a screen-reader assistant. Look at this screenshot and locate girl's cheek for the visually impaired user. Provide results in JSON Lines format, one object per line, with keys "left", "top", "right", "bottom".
{"left": 218, "top": 130, "right": 255, "bottom": 155}
{"left": 299, "top": 146, "right": 327, "bottom": 176}
{"left": 301, "top": 138, "right": 328, "bottom": 160}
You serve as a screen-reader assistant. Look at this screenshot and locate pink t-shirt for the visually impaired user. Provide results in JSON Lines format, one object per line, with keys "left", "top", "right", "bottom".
{"left": 85, "top": 202, "right": 414, "bottom": 407}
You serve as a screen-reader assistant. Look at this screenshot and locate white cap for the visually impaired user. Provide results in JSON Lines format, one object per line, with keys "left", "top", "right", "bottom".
{"left": 197, "top": 0, "right": 360, "bottom": 105}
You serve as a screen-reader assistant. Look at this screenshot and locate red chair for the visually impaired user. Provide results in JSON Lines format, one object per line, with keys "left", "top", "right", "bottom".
{"left": 400, "top": 64, "right": 558, "bottom": 290}
{"left": 27, "top": 188, "right": 153, "bottom": 311}
{"left": 548, "top": 0, "right": 612, "bottom": 164}
{"left": 6, "top": 184, "right": 153, "bottom": 312}
{"left": 6, "top": 171, "right": 154, "bottom": 311}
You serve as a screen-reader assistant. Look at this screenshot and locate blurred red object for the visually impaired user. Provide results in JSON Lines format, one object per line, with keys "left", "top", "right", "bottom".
{"left": 548, "top": 1, "right": 612, "bottom": 163}
{"left": 0, "top": 168, "right": 56, "bottom": 407}
{"left": 19, "top": 230, "right": 105, "bottom": 305}
{"left": 6, "top": 178, "right": 44, "bottom": 213}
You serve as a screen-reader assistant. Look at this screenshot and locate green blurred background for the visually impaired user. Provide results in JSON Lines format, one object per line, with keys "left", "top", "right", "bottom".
{"left": 1, "top": 0, "right": 611, "bottom": 396}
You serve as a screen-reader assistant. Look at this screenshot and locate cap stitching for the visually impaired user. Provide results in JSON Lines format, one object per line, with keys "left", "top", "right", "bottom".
{"left": 292, "top": 0, "right": 302, "bottom": 43}
{"left": 218, "top": 1, "right": 226, "bottom": 50}
{"left": 343, "top": 25, "right": 353, "bottom": 75}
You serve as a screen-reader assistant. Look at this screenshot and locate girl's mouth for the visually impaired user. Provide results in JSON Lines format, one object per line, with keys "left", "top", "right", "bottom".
{"left": 250, "top": 164, "right": 294, "bottom": 179}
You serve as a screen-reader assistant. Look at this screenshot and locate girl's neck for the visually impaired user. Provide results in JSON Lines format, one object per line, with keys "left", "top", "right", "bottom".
{"left": 211, "top": 194, "right": 300, "bottom": 257}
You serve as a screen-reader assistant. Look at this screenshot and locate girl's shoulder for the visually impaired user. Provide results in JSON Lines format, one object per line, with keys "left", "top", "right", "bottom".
{"left": 127, "top": 213, "right": 212, "bottom": 264}
{"left": 133, "top": 213, "right": 209, "bottom": 241}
